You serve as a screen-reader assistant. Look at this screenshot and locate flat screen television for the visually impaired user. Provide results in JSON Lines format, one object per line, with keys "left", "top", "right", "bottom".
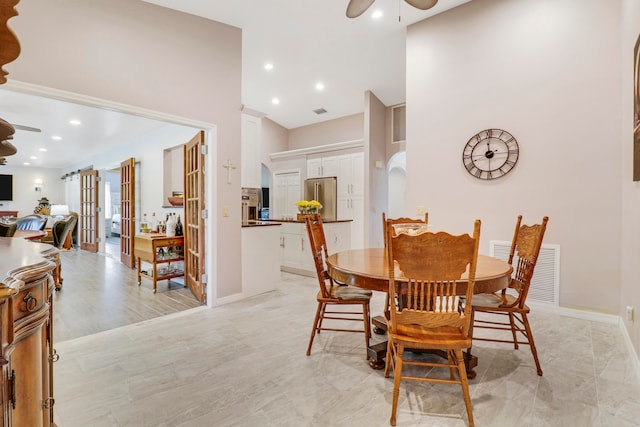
{"left": 0, "top": 174, "right": 13, "bottom": 201}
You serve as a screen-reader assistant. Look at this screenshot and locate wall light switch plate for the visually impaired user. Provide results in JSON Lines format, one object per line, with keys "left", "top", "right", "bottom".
{"left": 416, "top": 205, "right": 426, "bottom": 216}
{"left": 626, "top": 305, "right": 634, "bottom": 321}
{"left": 223, "top": 206, "right": 229, "bottom": 217}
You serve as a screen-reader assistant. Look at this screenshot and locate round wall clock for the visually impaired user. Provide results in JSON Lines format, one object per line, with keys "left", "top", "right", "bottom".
{"left": 462, "top": 128, "right": 519, "bottom": 180}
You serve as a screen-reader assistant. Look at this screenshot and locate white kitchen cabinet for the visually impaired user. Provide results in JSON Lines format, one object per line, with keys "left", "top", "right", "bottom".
{"left": 272, "top": 171, "right": 301, "bottom": 220}
{"left": 307, "top": 155, "right": 339, "bottom": 178}
{"left": 241, "top": 114, "right": 262, "bottom": 188}
{"left": 336, "top": 152, "right": 364, "bottom": 248}
{"left": 242, "top": 225, "right": 281, "bottom": 297}
{"left": 279, "top": 221, "right": 351, "bottom": 276}
{"left": 323, "top": 221, "right": 351, "bottom": 254}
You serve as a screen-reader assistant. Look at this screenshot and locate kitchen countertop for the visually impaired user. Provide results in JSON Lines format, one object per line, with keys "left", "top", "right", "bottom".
{"left": 260, "top": 218, "right": 353, "bottom": 224}
{"left": 241, "top": 220, "right": 282, "bottom": 228}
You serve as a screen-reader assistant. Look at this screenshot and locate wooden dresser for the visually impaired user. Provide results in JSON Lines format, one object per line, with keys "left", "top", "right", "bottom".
{"left": 0, "top": 237, "right": 59, "bottom": 426}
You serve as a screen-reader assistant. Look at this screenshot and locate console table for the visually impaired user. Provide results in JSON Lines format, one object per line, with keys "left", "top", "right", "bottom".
{"left": 0, "top": 236, "right": 59, "bottom": 426}
{"left": 134, "top": 234, "right": 184, "bottom": 293}
{"left": 0, "top": 210, "right": 18, "bottom": 218}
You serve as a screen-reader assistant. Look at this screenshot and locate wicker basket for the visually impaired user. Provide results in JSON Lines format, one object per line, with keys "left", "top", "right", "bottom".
{"left": 297, "top": 213, "right": 319, "bottom": 221}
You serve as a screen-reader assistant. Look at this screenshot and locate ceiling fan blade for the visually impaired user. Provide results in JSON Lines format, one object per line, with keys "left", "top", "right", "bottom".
{"left": 12, "top": 123, "right": 42, "bottom": 133}
{"left": 346, "top": 0, "right": 376, "bottom": 18}
{"left": 404, "top": 0, "right": 439, "bottom": 10}
{"left": 0, "top": 141, "right": 17, "bottom": 157}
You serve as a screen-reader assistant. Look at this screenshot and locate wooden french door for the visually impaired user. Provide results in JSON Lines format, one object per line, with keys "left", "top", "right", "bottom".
{"left": 80, "top": 170, "right": 99, "bottom": 252}
{"left": 184, "top": 131, "right": 206, "bottom": 303}
{"left": 120, "top": 158, "right": 136, "bottom": 268}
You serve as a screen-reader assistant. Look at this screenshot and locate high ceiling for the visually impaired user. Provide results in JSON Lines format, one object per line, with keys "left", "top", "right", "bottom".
{"left": 142, "top": 0, "right": 469, "bottom": 128}
{"left": 1, "top": 0, "right": 469, "bottom": 169}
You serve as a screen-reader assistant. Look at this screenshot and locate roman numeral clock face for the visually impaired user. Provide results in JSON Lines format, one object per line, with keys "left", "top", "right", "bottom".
{"left": 462, "top": 128, "right": 519, "bottom": 180}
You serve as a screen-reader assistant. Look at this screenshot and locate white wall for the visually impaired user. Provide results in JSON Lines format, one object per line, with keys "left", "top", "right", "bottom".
{"left": 0, "top": 165, "right": 63, "bottom": 215}
{"left": 620, "top": 0, "right": 640, "bottom": 360}
{"left": 64, "top": 125, "right": 196, "bottom": 223}
{"left": 406, "top": 0, "right": 621, "bottom": 313}
{"left": 10, "top": 0, "right": 242, "bottom": 301}
{"left": 261, "top": 118, "right": 288, "bottom": 175}
{"left": 288, "top": 113, "right": 364, "bottom": 150}
{"left": 365, "top": 91, "right": 388, "bottom": 248}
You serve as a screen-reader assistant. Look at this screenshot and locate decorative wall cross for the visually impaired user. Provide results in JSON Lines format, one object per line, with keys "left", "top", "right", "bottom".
{"left": 223, "top": 159, "right": 236, "bottom": 184}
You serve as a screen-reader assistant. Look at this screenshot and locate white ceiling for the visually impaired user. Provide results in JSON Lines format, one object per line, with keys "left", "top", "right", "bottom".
{"left": 0, "top": 0, "right": 469, "bottom": 169}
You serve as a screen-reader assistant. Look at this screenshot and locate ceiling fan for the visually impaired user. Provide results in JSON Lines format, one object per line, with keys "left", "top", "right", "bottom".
{"left": 346, "top": 0, "right": 439, "bottom": 18}
{"left": 12, "top": 123, "right": 41, "bottom": 133}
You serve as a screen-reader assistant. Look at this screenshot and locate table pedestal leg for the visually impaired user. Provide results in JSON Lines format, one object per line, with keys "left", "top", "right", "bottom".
{"left": 367, "top": 342, "right": 387, "bottom": 369}
{"left": 463, "top": 351, "right": 478, "bottom": 379}
{"left": 372, "top": 315, "right": 387, "bottom": 334}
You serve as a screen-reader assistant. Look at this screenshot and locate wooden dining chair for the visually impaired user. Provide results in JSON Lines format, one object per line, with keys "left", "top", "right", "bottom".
{"left": 304, "top": 215, "right": 372, "bottom": 358}
{"left": 384, "top": 219, "right": 481, "bottom": 427}
{"left": 468, "top": 215, "right": 548, "bottom": 376}
{"left": 382, "top": 211, "right": 429, "bottom": 248}
{"left": 375, "top": 212, "right": 430, "bottom": 333}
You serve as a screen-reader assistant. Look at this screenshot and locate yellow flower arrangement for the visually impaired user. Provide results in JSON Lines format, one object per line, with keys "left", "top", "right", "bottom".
{"left": 296, "top": 199, "right": 323, "bottom": 214}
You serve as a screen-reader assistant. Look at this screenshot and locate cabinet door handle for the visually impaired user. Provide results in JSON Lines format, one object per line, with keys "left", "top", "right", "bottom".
{"left": 42, "top": 397, "right": 55, "bottom": 409}
{"left": 301, "top": 238, "right": 304, "bottom": 251}
{"left": 49, "top": 348, "right": 60, "bottom": 363}
{"left": 24, "top": 292, "right": 37, "bottom": 313}
{"left": 9, "top": 370, "right": 15, "bottom": 409}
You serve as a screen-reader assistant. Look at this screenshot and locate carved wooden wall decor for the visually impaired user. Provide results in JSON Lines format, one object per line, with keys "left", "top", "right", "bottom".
{"left": 0, "top": 0, "right": 20, "bottom": 84}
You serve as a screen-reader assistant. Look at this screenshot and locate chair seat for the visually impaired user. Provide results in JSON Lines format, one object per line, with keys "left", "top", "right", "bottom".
{"left": 318, "top": 285, "right": 372, "bottom": 302}
{"left": 472, "top": 292, "right": 530, "bottom": 312}
{"left": 390, "top": 325, "right": 471, "bottom": 350}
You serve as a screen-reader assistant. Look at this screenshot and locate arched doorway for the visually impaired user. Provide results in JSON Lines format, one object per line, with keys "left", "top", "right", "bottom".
{"left": 387, "top": 151, "right": 406, "bottom": 218}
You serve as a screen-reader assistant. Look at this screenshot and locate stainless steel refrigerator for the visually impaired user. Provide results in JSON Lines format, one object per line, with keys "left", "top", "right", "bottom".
{"left": 304, "top": 177, "right": 337, "bottom": 221}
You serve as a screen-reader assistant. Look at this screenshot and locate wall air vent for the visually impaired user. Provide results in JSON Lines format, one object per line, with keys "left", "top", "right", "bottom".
{"left": 313, "top": 108, "right": 327, "bottom": 115}
{"left": 489, "top": 240, "right": 560, "bottom": 306}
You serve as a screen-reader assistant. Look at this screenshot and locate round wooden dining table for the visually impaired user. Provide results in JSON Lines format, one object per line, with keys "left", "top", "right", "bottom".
{"left": 325, "top": 248, "right": 513, "bottom": 375}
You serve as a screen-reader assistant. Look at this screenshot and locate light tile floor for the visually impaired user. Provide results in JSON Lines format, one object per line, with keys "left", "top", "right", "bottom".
{"left": 53, "top": 273, "right": 640, "bottom": 427}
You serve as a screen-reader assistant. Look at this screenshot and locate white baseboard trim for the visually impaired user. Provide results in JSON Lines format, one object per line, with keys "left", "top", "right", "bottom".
{"left": 211, "top": 292, "right": 245, "bottom": 307}
{"left": 527, "top": 301, "right": 619, "bottom": 324}
{"left": 527, "top": 301, "right": 640, "bottom": 380}
{"left": 619, "top": 319, "right": 640, "bottom": 381}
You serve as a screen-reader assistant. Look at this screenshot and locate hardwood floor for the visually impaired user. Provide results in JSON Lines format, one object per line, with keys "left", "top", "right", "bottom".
{"left": 53, "top": 247, "right": 202, "bottom": 343}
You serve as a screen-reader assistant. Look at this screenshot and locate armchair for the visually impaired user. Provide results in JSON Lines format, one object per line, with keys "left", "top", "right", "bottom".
{"left": 15, "top": 214, "right": 47, "bottom": 231}
{"left": 52, "top": 215, "right": 77, "bottom": 249}
{"left": 0, "top": 222, "right": 16, "bottom": 237}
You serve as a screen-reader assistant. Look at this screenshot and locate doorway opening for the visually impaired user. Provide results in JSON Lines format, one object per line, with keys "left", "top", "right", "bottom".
{"left": 387, "top": 151, "right": 407, "bottom": 218}
{"left": 104, "top": 168, "right": 121, "bottom": 259}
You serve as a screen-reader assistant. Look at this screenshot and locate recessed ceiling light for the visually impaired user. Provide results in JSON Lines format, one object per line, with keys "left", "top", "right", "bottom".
{"left": 23, "top": 162, "right": 30, "bottom": 166}
{"left": 372, "top": 10, "right": 383, "bottom": 19}
{"left": 51, "top": 135, "right": 62, "bottom": 141}
{"left": 39, "top": 148, "right": 47, "bottom": 152}
{"left": 69, "top": 119, "right": 82, "bottom": 126}
{"left": 264, "top": 63, "right": 274, "bottom": 70}
{"left": 30, "top": 156, "right": 37, "bottom": 160}
{"left": 271, "top": 97, "right": 280, "bottom": 105}
{"left": 315, "top": 82, "right": 325, "bottom": 91}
